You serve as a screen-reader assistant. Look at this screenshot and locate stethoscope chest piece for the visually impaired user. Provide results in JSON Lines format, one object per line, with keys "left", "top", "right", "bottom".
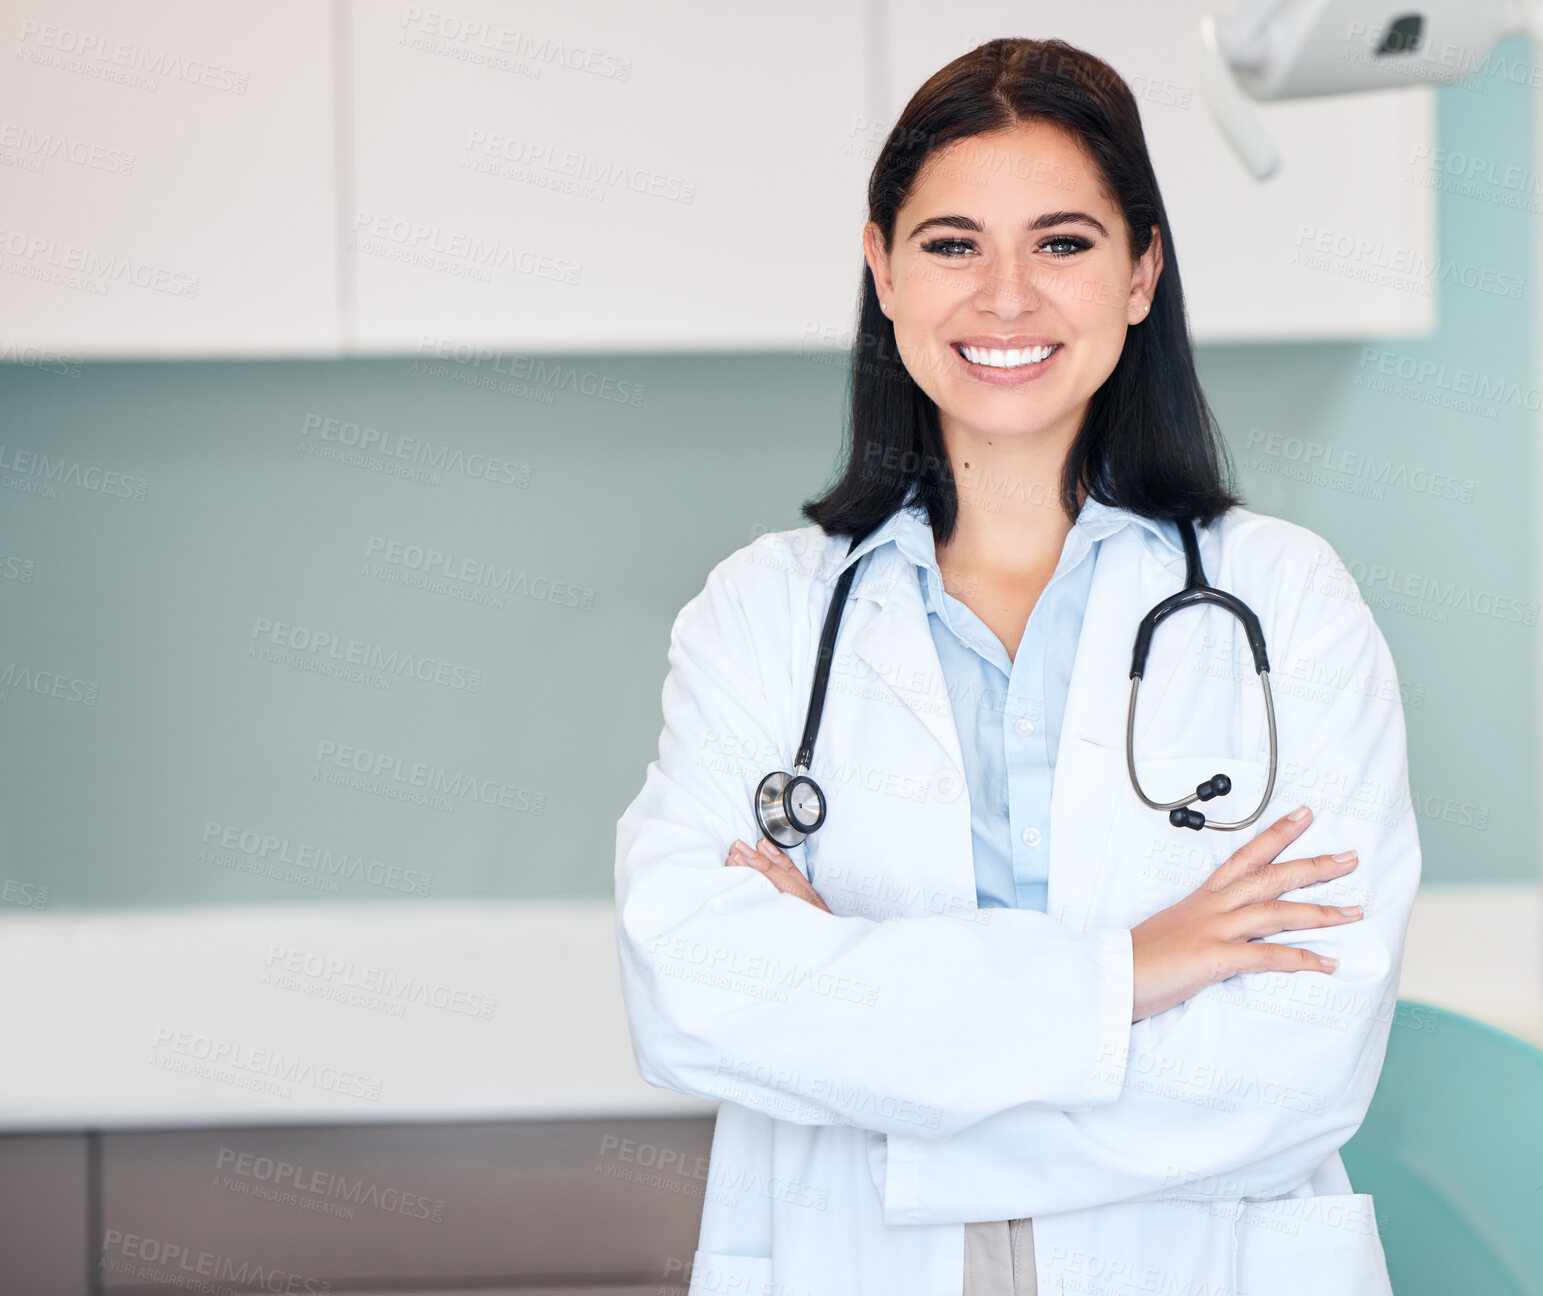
{"left": 755, "top": 767, "right": 827, "bottom": 849}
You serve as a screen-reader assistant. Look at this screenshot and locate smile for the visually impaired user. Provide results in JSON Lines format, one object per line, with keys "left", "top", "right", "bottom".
{"left": 951, "top": 341, "right": 1063, "bottom": 383}
{"left": 955, "top": 342, "right": 1060, "bottom": 368}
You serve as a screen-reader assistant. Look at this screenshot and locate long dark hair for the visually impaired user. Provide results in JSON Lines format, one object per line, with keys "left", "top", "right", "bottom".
{"left": 802, "top": 37, "right": 1240, "bottom": 547}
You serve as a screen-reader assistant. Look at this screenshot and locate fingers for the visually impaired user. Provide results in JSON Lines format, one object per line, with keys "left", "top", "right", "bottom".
{"left": 1209, "top": 805, "right": 1315, "bottom": 886}
{"left": 727, "top": 838, "right": 803, "bottom": 885}
{"left": 726, "top": 839, "right": 832, "bottom": 913}
{"left": 1219, "top": 850, "right": 1358, "bottom": 907}
{"left": 1221, "top": 897, "right": 1364, "bottom": 941}
{"left": 727, "top": 838, "right": 775, "bottom": 874}
{"left": 1234, "top": 939, "right": 1340, "bottom": 976}
{"left": 728, "top": 837, "right": 789, "bottom": 866}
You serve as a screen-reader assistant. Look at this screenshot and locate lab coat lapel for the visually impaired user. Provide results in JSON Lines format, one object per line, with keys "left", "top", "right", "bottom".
{"left": 840, "top": 540, "right": 967, "bottom": 776}
{"left": 1049, "top": 525, "right": 1203, "bottom": 930}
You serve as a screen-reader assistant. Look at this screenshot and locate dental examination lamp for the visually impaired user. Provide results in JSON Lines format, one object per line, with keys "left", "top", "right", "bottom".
{"left": 1200, "top": 0, "right": 1543, "bottom": 178}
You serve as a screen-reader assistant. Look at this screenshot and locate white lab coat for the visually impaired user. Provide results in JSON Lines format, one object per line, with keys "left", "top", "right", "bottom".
{"left": 615, "top": 503, "right": 1419, "bottom": 1296}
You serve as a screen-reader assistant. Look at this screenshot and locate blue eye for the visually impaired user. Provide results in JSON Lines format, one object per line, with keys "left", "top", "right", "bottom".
{"left": 1043, "top": 235, "right": 1091, "bottom": 258}
{"left": 920, "top": 237, "right": 975, "bottom": 257}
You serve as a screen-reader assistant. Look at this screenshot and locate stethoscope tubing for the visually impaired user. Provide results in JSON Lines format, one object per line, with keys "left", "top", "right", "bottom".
{"left": 757, "top": 514, "right": 1280, "bottom": 844}
{"left": 1124, "top": 668, "right": 1279, "bottom": 830}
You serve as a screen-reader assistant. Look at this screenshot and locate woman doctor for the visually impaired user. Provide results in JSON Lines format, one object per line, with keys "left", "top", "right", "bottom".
{"left": 616, "top": 36, "right": 1419, "bottom": 1296}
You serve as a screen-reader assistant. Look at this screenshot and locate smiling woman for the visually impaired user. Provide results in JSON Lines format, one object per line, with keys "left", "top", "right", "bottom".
{"left": 615, "top": 34, "right": 1417, "bottom": 1296}
{"left": 805, "top": 42, "right": 1235, "bottom": 560}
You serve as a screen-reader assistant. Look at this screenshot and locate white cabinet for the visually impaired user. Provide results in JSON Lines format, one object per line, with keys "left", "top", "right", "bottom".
{"left": 344, "top": 0, "right": 874, "bottom": 352}
{"left": 0, "top": 1, "right": 1435, "bottom": 357}
{"left": 0, "top": 0, "right": 338, "bottom": 357}
{"left": 881, "top": 0, "right": 1435, "bottom": 341}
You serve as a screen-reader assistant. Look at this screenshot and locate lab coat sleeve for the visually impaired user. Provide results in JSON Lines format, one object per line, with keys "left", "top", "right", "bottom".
{"left": 615, "top": 544, "right": 1135, "bottom": 1140}
{"left": 872, "top": 595, "right": 1422, "bottom": 1222}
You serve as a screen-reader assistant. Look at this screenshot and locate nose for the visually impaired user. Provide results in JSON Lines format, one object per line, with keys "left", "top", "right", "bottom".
{"left": 972, "top": 254, "right": 1043, "bottom": 319}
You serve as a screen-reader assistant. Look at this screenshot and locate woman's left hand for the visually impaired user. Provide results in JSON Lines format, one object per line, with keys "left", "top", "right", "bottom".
{"left": 727, "top": 838, "right": 833, "bottom": 913}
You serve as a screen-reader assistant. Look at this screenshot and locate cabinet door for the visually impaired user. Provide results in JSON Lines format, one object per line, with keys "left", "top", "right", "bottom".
{"left": 882, "top": 1, "right": 1435, "bottom": 341}
{"left": 346, "top": 0, "right": 874, "bottom": 352}
{"left": 0, "top": 0, "right": 338, "bottom": 357}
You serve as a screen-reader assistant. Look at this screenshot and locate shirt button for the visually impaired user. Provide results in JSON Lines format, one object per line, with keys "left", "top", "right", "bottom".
{"left": 1015, "top": 717, "right": 1035, "bottom": 736}
{"left": 1021, "top": 826, "right": 1042, "bottom": 847}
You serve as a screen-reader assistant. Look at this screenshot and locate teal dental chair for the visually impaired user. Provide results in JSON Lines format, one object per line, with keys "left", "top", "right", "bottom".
{"left": 1341, "top": 999, "right": 1543, "bottom": 1295}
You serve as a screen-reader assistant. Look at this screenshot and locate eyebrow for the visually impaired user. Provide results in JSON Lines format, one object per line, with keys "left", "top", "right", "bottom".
{"left": 905, "top": 211, "right": 1110, "bottom": 241}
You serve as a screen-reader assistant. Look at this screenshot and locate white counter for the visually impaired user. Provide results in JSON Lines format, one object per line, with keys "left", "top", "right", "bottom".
{"left": 2, "top": 886, "right": 1536, "bottom": 1130}
{"left": 1, "top": 899, "right": 712, "bottom": 1130}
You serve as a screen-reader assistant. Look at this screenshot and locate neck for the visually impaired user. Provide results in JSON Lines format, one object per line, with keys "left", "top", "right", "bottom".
{"left": 934, "top": 410, "right": 1086, "bottom": 579}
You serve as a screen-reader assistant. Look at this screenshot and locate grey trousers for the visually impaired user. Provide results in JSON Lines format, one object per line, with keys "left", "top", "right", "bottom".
{"left": 962, "top": 1218, "right": 1036, "bottom": 1295}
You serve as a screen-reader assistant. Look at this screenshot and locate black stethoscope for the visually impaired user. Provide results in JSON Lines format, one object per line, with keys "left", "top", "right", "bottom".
{"left": 754, "top": 517, "right": 1279, "bottom": 849}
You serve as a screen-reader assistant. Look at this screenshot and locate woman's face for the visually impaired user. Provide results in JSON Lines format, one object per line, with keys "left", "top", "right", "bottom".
{"left": 863, "top": 120, "right": 1162, "bottom": 452}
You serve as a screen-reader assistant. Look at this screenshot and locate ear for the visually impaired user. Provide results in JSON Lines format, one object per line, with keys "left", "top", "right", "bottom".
{"left": 863, "top": 221, "right": 895, "bottom": 317}
{"left": 1129, "top": 222, "right": 1164, "bottom": 324}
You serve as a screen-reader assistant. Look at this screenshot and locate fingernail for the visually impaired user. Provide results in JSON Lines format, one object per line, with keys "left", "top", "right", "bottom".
{"left": 1332, "top": 850, "right": 1357, "bottom": 863}
{"left": 1320, "top": 957, "right": 1338, "bottom": 972}
{"left": 1337, "top": 906, "right": 1363, "bottom": 917}
{"left": 756, "top": 838, "right": 779, "bottom": 859}
{"left": 1288, "top": 805, "right": 1310, "bottom": 821}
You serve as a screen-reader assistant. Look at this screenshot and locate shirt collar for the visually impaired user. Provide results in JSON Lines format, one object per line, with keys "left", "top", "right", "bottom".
{"left": 829, "top": 493, "right": 1186, "bottom": 585}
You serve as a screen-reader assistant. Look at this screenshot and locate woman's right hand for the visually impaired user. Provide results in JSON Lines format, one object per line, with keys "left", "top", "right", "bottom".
{"left": 1130, "top": 805, "right": 1363, "bottom": 1023}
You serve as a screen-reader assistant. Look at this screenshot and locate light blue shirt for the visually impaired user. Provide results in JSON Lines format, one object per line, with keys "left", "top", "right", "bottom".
{"left": 840, "top": 495, "right": 1184, "bottom": 911}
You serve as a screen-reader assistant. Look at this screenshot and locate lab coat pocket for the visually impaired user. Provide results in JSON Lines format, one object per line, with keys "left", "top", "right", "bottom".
{"left": 1234, "top": 1192, "right": 1392, "bottom": 1296}
{"left": 686, "top": 1248, "right": 774, "bottom": 1296}
{"left": 1120, "top": 752, "right": 1273, "bottom": 925}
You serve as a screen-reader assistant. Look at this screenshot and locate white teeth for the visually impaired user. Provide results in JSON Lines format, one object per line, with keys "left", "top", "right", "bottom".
{"left": 959, "top": 343, "right": 1058, "bottom": 369}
